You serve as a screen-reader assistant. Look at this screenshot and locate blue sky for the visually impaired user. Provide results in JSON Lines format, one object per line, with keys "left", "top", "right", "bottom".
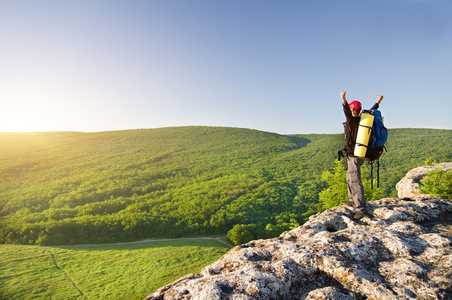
{"left": 1, "top": 0, "right": 451, "bottom": 134}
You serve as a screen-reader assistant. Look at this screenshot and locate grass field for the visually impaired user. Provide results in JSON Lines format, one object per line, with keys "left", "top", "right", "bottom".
{"left": 0, "top": 238, "right": 231, "bottom": 300}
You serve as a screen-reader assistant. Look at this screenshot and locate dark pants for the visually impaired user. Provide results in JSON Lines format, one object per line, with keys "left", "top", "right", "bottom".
{"left": 347, "top": 156, "right": 367, "bottom": 213}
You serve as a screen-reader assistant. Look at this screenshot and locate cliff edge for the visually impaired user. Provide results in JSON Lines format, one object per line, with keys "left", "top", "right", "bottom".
{"left": 145, "top": 165, "right": 452, "bottom": 299}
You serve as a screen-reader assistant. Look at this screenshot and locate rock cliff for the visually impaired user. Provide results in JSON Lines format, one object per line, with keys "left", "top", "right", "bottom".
{"left": 145, "top": 165, "right": 452, "bottom": 299}
{"left": 396, "top": 162, "right": 452, "bottom": 199}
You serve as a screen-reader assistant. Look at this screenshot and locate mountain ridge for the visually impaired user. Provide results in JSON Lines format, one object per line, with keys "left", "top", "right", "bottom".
{"left": 1, "top": 127, "right": 451, "bottom": 246}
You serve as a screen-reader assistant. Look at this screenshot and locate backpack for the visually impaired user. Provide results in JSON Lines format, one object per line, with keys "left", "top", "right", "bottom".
{"left": 365, "top": 109, "right": 388, "bottom": 161}
{"left": 362, "top": 109, "right": 388, "bottom": 188}
{"left": 338, "top": 109, "right": 388, "bottom": 188}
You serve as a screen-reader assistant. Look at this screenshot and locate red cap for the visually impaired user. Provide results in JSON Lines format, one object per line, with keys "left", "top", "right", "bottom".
{"left": 349, "top": 100, "right": 362, "bottom": 111}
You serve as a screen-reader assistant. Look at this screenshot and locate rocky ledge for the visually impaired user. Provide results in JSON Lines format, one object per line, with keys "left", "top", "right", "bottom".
{"left": 396, "top": 162, "right": 452, "bottom": 199}
{"left": 145, "top": 166, "right": 452, "bottom": 300}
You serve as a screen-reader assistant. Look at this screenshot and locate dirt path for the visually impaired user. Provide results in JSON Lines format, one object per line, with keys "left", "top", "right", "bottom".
{"left": 53, "top": 236, "right": 234, "bottom": 248}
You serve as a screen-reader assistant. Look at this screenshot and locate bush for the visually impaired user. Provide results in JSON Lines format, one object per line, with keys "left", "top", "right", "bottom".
{"left": 424, "top": 157, "right": 437, "bottom": 166}
{"left": 420, "top": 169, "right": 452, "bottom": 199}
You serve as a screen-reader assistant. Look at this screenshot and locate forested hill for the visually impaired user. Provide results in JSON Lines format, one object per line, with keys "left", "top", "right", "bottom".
{"left": 1, "top": 127, "right": 451, "bottom": 246}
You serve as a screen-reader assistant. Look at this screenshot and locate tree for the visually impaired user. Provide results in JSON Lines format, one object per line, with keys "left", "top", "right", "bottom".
{"left": 227, "top": 224, "right": 254, "bottom": 245}
{"left": 319, "top": 159, "right": 384, "bottom": 210}
{"left": 319, "top": 160, "right": 348, "bottom": 210}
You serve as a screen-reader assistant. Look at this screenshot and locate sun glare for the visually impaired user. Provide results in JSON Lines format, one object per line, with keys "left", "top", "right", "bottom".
{"left": 0, "top": 110, "right": 36, "bottom": 132}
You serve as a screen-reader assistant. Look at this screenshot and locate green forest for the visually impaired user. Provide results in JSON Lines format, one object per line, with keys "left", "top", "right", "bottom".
{"left": 1, "top": 127, "right": 451, "bottom": 246}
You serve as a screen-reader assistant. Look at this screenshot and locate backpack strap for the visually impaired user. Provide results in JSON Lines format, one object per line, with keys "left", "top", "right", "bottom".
{"left": 338, "top": 146, "right": 347, "bottom": 161}
{"left": 369, "top": 159, "right": 380, "bottom": 189}
{"left": 377, "top": 159, "right": 380, "bottom": 188}
{"left": 370, "top": 161, "right": 374, "bottom": 189}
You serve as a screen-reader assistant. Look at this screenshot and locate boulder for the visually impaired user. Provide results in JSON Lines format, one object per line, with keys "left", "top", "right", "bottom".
{"left": 396, "top": 162, "right": 452, "bottom": 199}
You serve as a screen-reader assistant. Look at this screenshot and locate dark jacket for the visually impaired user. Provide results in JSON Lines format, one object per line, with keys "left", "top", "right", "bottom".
{"left": 343, "top": 102, "right": 379, "bottom": 155}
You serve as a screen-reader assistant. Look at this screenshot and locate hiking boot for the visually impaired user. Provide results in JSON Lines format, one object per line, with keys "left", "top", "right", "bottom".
{"left": 343, "top": 201, "right": 354, "bottom": 207}
{"left": 354, "top": 211, "right": 371, "bottom": 219}
{"left": 354, "top": 211, "right": 365, "bottom": 219}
